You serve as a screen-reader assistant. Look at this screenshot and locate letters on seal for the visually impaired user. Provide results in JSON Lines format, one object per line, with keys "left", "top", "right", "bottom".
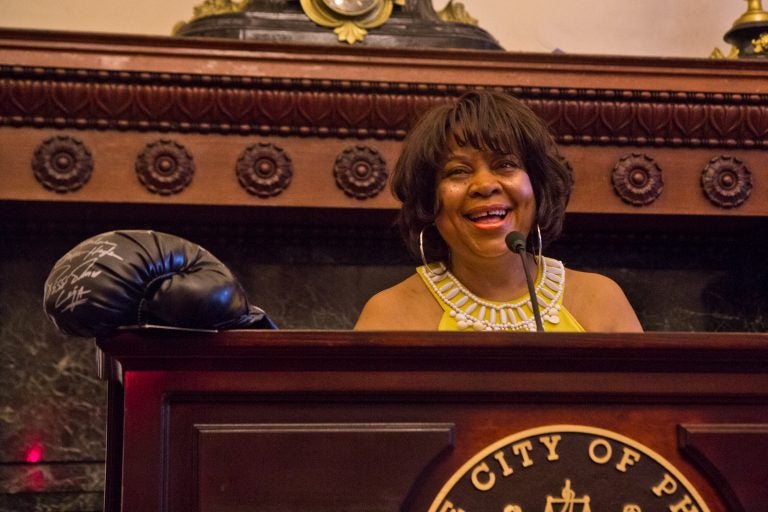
{"left": 429, "top": 425, "right": 710, "bottom": 512}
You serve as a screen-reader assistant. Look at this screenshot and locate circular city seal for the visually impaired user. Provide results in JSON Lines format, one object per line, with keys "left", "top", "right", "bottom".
{"left": 429, "top": 425, "right": 710, "bottom": 512}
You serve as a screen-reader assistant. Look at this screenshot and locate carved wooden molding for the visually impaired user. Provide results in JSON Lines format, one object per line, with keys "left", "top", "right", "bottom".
{"left": 32, "top": 135, "right": 93, "bottom": 193}
{"left": 679, "top": 424, "right": 768, "bottom": 512}
{"left": 236, "top": 142, "right": 293, "bottom": 198}
{"left": 2, "top": 66, "right": 767, "bottom": 149}
{"left": 701, "top": 156, "right": 752, "bottom": 208}
{"left": 333, "top": 145, "right": 388, "bottom": 200}
{"left": 135, "top": 140, "right": 195, "bottom": 195}
{"left": 612, "top": 153, "right": 664, "bottom": 206}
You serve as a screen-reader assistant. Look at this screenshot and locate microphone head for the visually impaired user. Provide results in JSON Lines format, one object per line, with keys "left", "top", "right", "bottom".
{"left": 505, "top": 231, "right": 527, "bottom": 254}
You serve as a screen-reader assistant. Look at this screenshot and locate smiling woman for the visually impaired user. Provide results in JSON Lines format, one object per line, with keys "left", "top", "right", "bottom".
{"left": 354, "top": 90, "right": 643, "bottom": 333}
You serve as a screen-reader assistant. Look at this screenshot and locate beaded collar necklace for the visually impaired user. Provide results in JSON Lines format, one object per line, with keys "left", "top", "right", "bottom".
{"left": 419, "top": 257, "right": 565, "bottom": 331}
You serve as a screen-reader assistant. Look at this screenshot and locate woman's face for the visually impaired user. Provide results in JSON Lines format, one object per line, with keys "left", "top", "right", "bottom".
{"left": 434, "top": 140, "right": 536, "bottom": 262}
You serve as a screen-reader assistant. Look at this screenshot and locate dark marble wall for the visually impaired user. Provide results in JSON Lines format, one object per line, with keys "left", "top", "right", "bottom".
{"left": 1, "top": 216, "right": 766, "bottom": 510}
{"left": 1, "top": 231, "right": 107, "bottom": 511}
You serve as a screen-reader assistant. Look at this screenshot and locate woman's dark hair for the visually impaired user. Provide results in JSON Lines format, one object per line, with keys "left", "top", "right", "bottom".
{"left": 390, "top": 89, "right": 573, "bottom": 262}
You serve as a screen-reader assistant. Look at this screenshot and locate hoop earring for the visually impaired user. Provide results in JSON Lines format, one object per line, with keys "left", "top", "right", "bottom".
{"left": 418, "top": 224, "right": 431, "bottom": 268}
{"left": 534, "top": 224, "right": 543, "bottom": 265}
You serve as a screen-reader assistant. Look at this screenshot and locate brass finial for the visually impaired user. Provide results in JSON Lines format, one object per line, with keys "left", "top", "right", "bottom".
{"left": 732, "top": 0, "right": 768, "bottom": 26}
{"left": 718, "top": 0, "right": 768, "bottom": 58}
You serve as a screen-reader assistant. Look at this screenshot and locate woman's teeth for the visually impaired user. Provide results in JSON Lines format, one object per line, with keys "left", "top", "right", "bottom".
{"left": 468, "top": 209, "right": 508, "bottom": 221}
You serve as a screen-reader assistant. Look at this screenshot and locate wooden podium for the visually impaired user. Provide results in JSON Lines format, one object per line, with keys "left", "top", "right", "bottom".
{"left": 96, "top": 329, "right": 768, "bottom": 512}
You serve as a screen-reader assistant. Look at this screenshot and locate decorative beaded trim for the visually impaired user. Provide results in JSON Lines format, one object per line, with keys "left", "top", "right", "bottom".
{"left": 418, "top": 257, "right": 565, "bottom": 332}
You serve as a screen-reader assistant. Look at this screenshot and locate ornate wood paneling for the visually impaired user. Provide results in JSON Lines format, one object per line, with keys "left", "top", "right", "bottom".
{"left": 2, "top": 65, "right": 767, "bottom": 148}
{"left": 236, "top": 141, "right": 294, "bottom": 197}
{"left": 333, "top": 145, "right": 388, "bottom": 199}
{"left": 31, "top": 134, "right": 93, "bottom": 193}
{"left": 135, "top": 139, "right": 195, "bottom": 195}
{"left": 611, "top": 153, "right": 664, "bottom": 206}
{"left": 700, "top": 156, "right": 753, "bottom": 208}
{"left": 0, "top": 28, "right": 766, "bottom": 222}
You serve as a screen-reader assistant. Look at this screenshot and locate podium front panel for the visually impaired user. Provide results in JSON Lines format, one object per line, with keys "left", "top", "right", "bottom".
{"left": 98, "top": 330, "right": 768, "bottom": 512}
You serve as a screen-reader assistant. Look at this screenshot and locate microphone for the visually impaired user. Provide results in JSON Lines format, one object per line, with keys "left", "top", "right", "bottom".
{"left": 505, "top": 231, "right": 544, "bottom": 332}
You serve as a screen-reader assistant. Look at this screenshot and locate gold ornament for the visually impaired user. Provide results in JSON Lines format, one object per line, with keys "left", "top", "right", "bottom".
{"left": 437, "top": 0, "right": 478, "bottom": 26}
{"left": 709, "top": 46, "right": 740, "bottom": 59}
{"left": 192, "top": 0, "right": 249, "bottom": 20}
{"left": 752, "top": 32, "right": 768, "bottom": 53}
{"left": 711, "top": 0, "right": 768, "bottom": 58}
{"left": 173, "top": 0, "right": 249, "bottom": 35}
{"left": 300, "top": 0, "right": 404, "bottom": 44}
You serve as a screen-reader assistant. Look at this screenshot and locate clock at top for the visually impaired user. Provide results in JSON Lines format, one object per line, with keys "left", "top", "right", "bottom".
{"left": 320, "top": 0, "right": 381, "bottom": 17}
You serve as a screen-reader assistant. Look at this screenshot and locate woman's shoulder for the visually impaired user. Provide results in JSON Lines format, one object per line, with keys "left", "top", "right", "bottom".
{"left": 562, "top": 266, "right": 643, "bottom": 332}
{"left": 354, "top": 273, "right": 441, "bottom": 330}
{"left": 565, "top": 267, "right": 624, "bottom": 296}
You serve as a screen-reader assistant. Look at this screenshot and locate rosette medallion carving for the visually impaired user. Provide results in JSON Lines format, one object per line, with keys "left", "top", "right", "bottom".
{"left": 612, "top": 153, "right": 664, "bottom": 206}
{"left": 136, "top": 140, "right": 195, "bottom": 195}
{"left": 32, "top": 135, "right": 93, "bottom": 193}
{"left": 701, "top": 156, "right": 752, "bottom": 208}
{"left": 333, "top": 145, "right": 388, "bottom": 199}
{"left": 236, "top": 142, "right": 293, "bottom": 198}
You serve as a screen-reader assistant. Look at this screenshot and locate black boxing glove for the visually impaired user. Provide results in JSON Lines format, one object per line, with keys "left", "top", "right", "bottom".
{"left": 43, "top": 230, "right": 276, "bottom": 337}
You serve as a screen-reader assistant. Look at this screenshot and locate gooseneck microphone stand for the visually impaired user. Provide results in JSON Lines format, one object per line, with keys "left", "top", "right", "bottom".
{"left": 505, "top": 231, "right": 545, "bottom": 332}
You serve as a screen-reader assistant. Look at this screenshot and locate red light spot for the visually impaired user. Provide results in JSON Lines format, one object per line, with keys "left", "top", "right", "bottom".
{"left": 25, "top": 442, "right": 44, "bottom": 463}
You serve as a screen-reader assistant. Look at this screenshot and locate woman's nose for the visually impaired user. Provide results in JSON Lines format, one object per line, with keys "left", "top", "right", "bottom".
{"left": 468, "top": 168, "right": 501, "bottom": 197}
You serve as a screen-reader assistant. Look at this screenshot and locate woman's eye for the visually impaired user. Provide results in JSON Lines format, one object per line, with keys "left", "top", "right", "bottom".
{"left": 498, "top": 160, "right": 520, "bottom": 169}
{"left": 444, "top": 167, "right": 471, "bottom": 177}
